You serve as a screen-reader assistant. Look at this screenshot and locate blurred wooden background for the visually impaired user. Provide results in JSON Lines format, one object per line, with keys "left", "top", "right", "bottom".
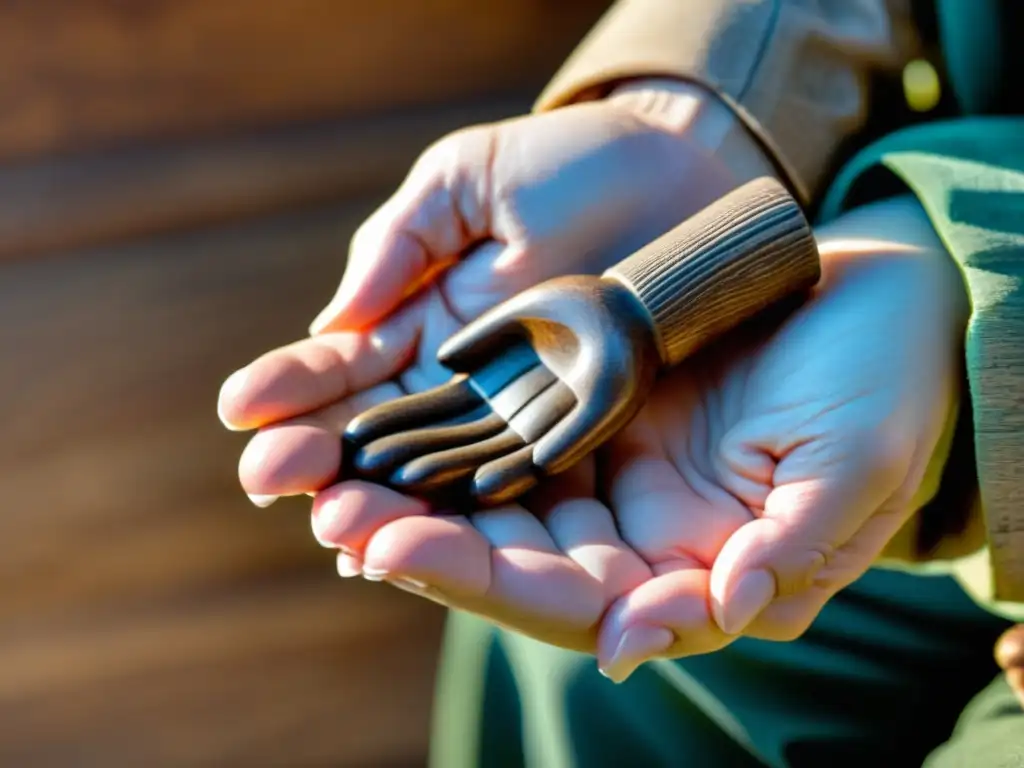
{"left": 0, "top": 1, "right": 610, "bottom": 765}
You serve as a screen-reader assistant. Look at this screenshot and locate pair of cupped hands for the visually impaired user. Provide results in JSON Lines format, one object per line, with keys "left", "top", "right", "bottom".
{"left": 216, "top": 81, "right": 968, "bottom": 683}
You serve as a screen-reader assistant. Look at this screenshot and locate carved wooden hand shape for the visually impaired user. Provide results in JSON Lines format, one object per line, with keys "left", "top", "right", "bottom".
{"left": 343, "top": 177, "right": 821, "bottom": 507}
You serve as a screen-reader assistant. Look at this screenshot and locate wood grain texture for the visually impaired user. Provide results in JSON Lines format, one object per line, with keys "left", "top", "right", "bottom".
{"left": 342, "top": 180, "right": 819, "bottom": 507}
{"left": 0, "top": 0, "right": 621, "bottom": 760}
{"left": 0, "top": 99, "right": 524, "bottom": 264}
{"left": 606, "top": 177, "right": 821, "bottom": 366}
{"left": 343, "top": 275, "right": 661, "bottom": 506}
{"left": 0, "top": 2, "right": 618, "bottom": 762}
{"left": 0, "top": 0, "right": 610, "bottom": 162}
{"left": 0, "top": 201, "right": 445, "bottom": 766}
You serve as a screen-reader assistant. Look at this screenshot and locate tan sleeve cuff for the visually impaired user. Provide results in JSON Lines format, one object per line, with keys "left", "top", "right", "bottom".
{"left": 535, "top": 0, "right": 920, "bottom": 203}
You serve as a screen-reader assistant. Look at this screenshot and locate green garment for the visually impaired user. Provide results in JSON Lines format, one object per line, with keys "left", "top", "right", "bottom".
{"left": 819, "top": 118, "right": 1024, "bottom": 620}
{"left": 429, "top": 117, "right": 1024, "bottom": 766}
{"left": 429, "top": 5, "right": 1024, "bottom": 762}
{"left": 430, "top": 571, "right": 1014, "bottom": 768}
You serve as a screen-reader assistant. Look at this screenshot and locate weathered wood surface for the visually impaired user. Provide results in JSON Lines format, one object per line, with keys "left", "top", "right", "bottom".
{"left": 0, "top": 1, "right": 616, "bottom": 762}
{"left": 0, "top": 99, "right": 523, "bottom": 264}
{"left": 0, "top": 201, "right": 443, "bottom": 766}
{"left": 0, "top": 0, "right": 609, "bottom": 162}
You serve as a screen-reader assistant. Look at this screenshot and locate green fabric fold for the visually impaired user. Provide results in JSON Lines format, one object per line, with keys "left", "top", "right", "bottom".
{"left": 818, "top": 117, "right": 1024, "bottom": 618}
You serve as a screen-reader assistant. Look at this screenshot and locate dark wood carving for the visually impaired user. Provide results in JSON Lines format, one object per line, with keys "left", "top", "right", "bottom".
{"left": 344, "top": 177, "right": 821, "bottom": 507}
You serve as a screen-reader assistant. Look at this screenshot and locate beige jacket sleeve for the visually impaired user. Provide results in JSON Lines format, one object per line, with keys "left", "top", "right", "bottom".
{"left": 534, "top": 0, "right": 922, "bottom": 204}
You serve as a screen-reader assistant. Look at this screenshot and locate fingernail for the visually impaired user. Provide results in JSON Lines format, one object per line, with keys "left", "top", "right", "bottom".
{"left": 336, "top": 553, "right": 363, "bottom": 578}
{"left": 309, "top": 305, "right": 335, "bottom": 335}
{"left": 309, "top": 287, "right": 351, "bottom": 335}
{"left": 313, "top": 530, "right": 346, "bottom": 550}
{"left": 311, "top": 499, "right": 346, "bottom": 548}
{"left": 247, "top": 493, "right": 279, "bottom": 508}
{"left": 318, "top": 529, "right": 359, "bottom": 557}
{"left": 390, "top": 576, "right": 429, "bottom": 591}
{"left": 599, "top": 625, "right": 673, "bottom": 684}
{"left": 362, "top": 566, "right": 389, "bottom": 582}
{"left": 718, "top": 570, "right": 775, "bottom": 635}
{"left": 217, "top": 368, "right": 249, "bottom": 431}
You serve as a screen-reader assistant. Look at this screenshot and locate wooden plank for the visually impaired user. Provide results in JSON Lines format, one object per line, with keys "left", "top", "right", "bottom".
{"left": 0, "top": 201, "right": 446, "bottom": 766}
{"left": 0, "top": 0, "right": 610, "bottom": 161}
{"left": 0, "top": 98, "right": 526, "bottom": 264}
{"left": 0, "top": 581, "right": 444, "bottom": 767}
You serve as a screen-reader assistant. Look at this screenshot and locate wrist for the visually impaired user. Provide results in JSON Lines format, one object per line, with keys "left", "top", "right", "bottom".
{"left": 605, "top": 77, "right": 718, "bottom": 136}
{"left": 605, "top": 77, "right": 782, "bottom": 191}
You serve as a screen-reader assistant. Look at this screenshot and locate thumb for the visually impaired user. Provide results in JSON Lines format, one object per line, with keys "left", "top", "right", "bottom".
{"left": 597, "top": 569, "right": 732, "bottom": 683}
{"left": 709, "top": 432, "right": 911, "bottom": 639}
{"left": 995, "top": 624, "right": 1024, "bottom": 708}
{"left": 310, "top": 128, "right": 494, "bottom": 334}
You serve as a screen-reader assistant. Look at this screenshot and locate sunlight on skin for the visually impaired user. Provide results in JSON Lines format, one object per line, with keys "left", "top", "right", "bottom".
{"left": 218, "top": 186, "right": 968, "bottom": 683}
{"left": 820, "top": 237, "right": 928, "bottom": 256}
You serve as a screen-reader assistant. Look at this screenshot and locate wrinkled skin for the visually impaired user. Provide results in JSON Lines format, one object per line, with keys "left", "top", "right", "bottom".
{"left": 219, "top": 81, "right": 762, "bottom": 492}
{"left": 219, "top": 191, "right": 968, "bottom": 682}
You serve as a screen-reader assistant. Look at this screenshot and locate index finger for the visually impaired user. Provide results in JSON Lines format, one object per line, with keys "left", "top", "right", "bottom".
{"left": 218, "top": 297, "right": 424, "bottom": 431}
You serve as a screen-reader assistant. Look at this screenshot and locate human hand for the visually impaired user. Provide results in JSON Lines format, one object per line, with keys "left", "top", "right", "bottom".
{"left": 219, "top": 80, "right": 777, "bottom": 506}
{"left": 309, "top": 79, "right": 775, "bottom": 337}
{"left": 221, "top": 194, "right": 969, "bottom": 682}
{"left": 342, "top": 276, "right": 660, "bottom": 506}
{"left": 343, "top": 177, "right": 818, "bottom": 507}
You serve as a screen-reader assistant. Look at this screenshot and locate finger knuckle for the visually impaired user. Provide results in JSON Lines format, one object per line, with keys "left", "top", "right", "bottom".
{"left": 772, "top": 545, "right": 831, "bottom": 598}
{"left": 418, "top": 125, "right": 486, "bottom": 170}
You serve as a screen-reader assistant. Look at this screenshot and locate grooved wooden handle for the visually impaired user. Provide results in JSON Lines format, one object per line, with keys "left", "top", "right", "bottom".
{"left": 604, "top": 176, "right": 820, "bottom": 367}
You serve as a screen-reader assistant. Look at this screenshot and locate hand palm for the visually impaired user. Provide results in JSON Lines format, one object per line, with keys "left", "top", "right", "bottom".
{"left": 222, "top": 194, "right": 964, "bottom": 683}
{"left": 308, "top": 95, "right": 740, "bottom": 356}
{"left": 227, "top": 96, "right": 744, "bottom": 480}
{"left": 308, "top": 231, "right": 961, "bottom": 680}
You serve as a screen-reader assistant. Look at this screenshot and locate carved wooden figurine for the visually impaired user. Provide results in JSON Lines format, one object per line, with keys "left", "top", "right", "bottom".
{"left": 343, "top": 176, "right": 821, "bottom": 507}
